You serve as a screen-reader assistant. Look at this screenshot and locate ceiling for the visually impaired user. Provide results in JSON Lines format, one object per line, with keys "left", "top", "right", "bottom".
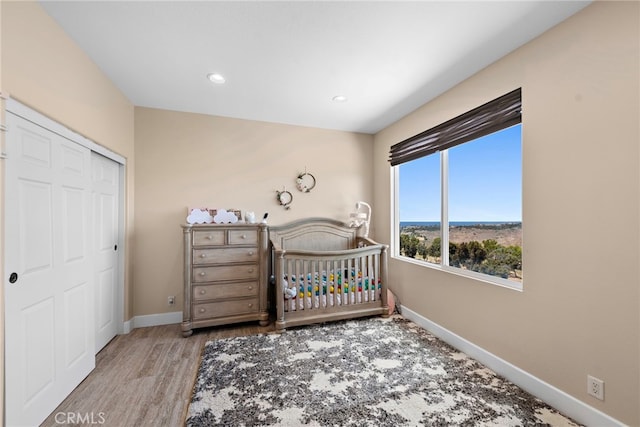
{"left": 39, "top": 1, "right": 590, "bottom": 134}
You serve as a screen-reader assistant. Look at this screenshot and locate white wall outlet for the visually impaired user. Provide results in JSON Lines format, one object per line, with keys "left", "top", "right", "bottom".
{"left": 168, "top": 296, "right": 175, "bottom": 306}
{"left": 587, "top": 375, "right": 604, "bottom": 400}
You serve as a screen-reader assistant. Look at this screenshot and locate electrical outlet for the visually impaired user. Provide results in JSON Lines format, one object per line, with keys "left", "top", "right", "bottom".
{"left": 168, "top": 296, "right": 175, "bottom": 306}
{"left": 587, "top": 375, "right": 604, "bottom": 400}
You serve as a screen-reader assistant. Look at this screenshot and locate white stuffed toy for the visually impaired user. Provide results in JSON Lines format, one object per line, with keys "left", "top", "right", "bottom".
{"left": 282, "top": 278, "right": 297, "bottom": 299}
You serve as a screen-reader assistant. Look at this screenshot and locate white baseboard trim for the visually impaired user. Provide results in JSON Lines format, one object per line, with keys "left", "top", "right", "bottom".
{"left": 122, "top": 311, "right": 183, "bottom": 332}
{"left": 122, "top": 319, "right": 132, "bottom": 334}
{"left": 400, "top": 306, "right": 624, "bottom": 427}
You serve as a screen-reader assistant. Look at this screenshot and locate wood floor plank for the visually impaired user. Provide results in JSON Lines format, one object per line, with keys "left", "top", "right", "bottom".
{"left": 40, "top": 322, "right": 274, "bottom": 427}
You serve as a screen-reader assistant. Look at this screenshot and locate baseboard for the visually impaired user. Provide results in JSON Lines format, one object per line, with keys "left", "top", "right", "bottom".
{"left": 123, "top": 311, "right": 183, "bottom": 330}
{"left": 400, "top": 306, "right": 624, "bottom": 427}
{"left": 122, "top": 319, "right": 132, "bottom": 334}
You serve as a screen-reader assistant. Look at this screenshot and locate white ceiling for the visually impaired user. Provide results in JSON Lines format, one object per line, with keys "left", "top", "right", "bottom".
{"left": 39, "top": 1, "right": 590, "bottom": 134}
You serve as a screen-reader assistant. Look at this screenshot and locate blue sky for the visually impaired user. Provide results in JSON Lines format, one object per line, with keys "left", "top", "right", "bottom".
{"left": 398, "top": 124, "right": 522, "bottom": 222}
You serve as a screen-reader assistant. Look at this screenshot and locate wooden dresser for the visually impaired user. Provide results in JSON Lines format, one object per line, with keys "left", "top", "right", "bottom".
{"left": 181, "top": 223, "right": 269, "bottom": 337}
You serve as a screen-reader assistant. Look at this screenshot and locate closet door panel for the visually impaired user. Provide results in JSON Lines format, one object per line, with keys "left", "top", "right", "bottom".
{"left": 92, "top": 152, "right": 120, "bottom": 352}
{"left": 5, "top": 112, "right": 95, "bottom": 427}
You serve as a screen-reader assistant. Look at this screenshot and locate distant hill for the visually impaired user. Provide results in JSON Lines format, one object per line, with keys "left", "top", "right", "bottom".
{"left": 401, "top": 222, "right": 522, "bottom": 248}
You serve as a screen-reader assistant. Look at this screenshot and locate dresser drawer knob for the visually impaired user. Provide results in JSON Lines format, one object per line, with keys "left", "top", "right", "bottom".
{"left": 248, "top": 286, "right": 253, "bottom": 290}
{"left": 199, "top": 308, "right": 206, "bottom": 313}
{"left": 199, "top": 272, "right": 206, "bottom": 276}
{"left": 248, "top": 268, "right": 254, "bottom": 273}
{"left": 248, "top": 251, "right": 254, "bottom": 256}
{"left": 200, "top": 253, "right": 207, "bottom": 258}
{"left": 241, "top": 234, "right": 247, "bottom": 239}
{"left": 248, "top": 303, "right": 253, "bottom": 308}
{"left": 206, "top": 235, "right": 213, "bottom": 240}
{"left": 199, "top": 289, "right": 206, "bottom": 295}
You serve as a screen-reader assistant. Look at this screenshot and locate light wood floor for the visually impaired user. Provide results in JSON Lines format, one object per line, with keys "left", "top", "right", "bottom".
{"left": 41, "top": 321, "right": 275, "bottom": 427}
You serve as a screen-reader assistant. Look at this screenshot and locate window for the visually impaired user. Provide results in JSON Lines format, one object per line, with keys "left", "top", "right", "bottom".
{"left": 391, "top": 89, "right": 522, "bottom": 288}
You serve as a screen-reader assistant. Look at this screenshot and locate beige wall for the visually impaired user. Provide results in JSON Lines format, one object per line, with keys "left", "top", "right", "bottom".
{"left": 134, "top": 107, "right": 374, "bottom": 316}
{"left": 1, "top": 1, "right": 136, "bottom": 322}
{"left": 374, "top": 2, "right": 639, "bottom": 424}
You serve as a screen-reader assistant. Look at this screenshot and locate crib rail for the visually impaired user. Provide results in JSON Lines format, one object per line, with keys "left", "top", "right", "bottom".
{"left": 273, "top": 243, "right": 388, "bottom": 331}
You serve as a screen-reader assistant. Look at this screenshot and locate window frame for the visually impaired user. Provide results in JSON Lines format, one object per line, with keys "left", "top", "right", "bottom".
{"left": 391, "top": 157, "right": 523, "bottom": 291}
{"left": 390, "top": 90, "right": 523, "bottom": 291}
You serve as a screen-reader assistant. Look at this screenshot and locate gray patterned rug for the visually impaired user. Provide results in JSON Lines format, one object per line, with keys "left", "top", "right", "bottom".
{"left": 186, "top": 316, "right": 580, "bottom": 426}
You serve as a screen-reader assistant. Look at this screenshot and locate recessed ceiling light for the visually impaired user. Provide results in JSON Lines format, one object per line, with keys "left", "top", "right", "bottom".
{"left": 332, "top": 95, "right": 348, "bottom": 103}
{"left": 207, "top": 73, "right": 226, "bottom": 84}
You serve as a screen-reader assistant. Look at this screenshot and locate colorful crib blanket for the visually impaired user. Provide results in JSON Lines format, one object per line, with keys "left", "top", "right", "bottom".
{"left": 281, "top": 269, "right": 382, "bottom": 311}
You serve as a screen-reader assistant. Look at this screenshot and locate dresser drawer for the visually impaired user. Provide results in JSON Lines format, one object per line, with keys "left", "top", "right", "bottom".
{"left": 193, "top": 264, "right": 258, "bottom": 282}
{"left": 193, "top": 282, "right": 258, "bottom": 301}
{"left": 229, "top": 230, "right": 258, "bottom": 245}
{"left": 193, "top": 230, "right": 225, "bottom": 246}
{"left": 193, "top": 247, "right": 258, "bottom": 265}
{"left": 193, "top": 298, "right": 259, "bottom": 320}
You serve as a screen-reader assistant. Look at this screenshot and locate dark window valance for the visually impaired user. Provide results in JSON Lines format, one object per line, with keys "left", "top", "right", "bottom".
{"left": 389, "top": 88, "right": 522, "bottom": 166}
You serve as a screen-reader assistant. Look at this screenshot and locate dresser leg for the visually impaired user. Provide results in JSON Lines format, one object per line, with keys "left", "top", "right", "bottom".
{"left": 181, "top": 321, "right": 193, "bottom": 337}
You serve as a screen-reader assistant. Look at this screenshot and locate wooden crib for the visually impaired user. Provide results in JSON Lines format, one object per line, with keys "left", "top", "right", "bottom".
{"left": 269, "top": 218, "right": 389, "bottom": 332}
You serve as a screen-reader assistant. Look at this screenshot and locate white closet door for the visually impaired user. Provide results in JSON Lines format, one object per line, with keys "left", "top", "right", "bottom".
{"left": 92, "top": 152, "right": 120, "bottom": 352}
{"left": 4, "top": 112, "right": 95, "bottom": 427}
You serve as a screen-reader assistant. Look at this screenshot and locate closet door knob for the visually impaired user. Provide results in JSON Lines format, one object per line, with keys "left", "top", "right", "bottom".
{"left": 9, "top": 272, "right": 18, "bottom": 284}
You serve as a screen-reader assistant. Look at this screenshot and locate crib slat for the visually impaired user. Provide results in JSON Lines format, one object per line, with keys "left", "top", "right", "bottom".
{"left": 294, "top": 258, "right": 300, "bottom": 311}
{"left": 312, "top": 260, "right": 317, "bottom": 309}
